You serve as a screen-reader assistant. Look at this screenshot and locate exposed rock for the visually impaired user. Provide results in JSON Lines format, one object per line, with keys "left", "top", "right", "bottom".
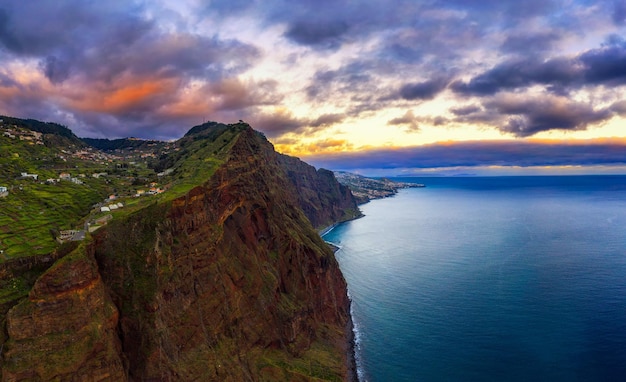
{"left": 2, "top": 246, "right": 125, "bottom": 381}
{"left": 1, "top": 124, "right": 358, "bottom": 381}
{"left": 279, "top": 155, "right": 362, "bottom": 230}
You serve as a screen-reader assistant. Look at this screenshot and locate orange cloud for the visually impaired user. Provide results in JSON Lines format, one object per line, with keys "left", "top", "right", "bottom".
{"left": 274, "top": 138, "right": 354, "bottom": 157}
{"left": 67, "top": 78, "right": 177, "bottom": 114}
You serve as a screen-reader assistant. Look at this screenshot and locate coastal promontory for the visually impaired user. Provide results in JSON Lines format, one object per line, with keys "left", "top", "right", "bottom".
{"left": 1, "top": 120, "right": 358, "bottom": 381}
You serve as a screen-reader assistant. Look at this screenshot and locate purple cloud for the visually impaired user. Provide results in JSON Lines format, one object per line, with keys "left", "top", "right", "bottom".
{"left": 451, "top": 38, "right": 626, "bottom": 96}
{"left": 400, "top": 78, "right": 449, "bottom": 100}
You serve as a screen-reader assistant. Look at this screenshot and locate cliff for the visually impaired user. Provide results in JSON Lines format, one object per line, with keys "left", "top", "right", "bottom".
{"left": 2, "top": 245, "right": 125, "bottom": 381}
{"left": 1, "top": 124, "right": 358, "bottom": 381}
{"left": 279, "top": 156, "right": 362, "bottom": 230}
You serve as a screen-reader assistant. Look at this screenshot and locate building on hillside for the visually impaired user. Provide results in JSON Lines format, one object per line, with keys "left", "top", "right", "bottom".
{"left": 59, "top": 173, "right": 71, "bottom": 180}
{"left": 20, "top": 172, "right": 38, "bottom": 180}
{"left": 0, "top": 186, "right": 8, "bottom": 198}
{"left": 57, "top": 230, "right": 85, "bottom": 243}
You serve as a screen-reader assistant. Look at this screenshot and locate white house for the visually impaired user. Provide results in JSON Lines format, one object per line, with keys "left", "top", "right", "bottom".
{"left": 20, "top": 172, "right": 38, "bottom": 180}
{"left": 0, "top": 186, "right": 7, "bottom": 193}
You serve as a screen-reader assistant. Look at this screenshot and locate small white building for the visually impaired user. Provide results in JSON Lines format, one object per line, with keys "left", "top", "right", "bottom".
{"left": 0, "top": 186, "right": 7, "bottom": 193}
{"left": 100, "top": 206, "right": 111, "bottom": 212}
{"left": 20, "top": 172, "right": 38, "bottom": 180}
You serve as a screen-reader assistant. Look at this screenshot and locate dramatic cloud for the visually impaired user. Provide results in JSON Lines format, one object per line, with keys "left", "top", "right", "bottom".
{"left": 0, "top": 0, "right": 624, "bottom": 152}
{"left": 451, "top": 38, "right": 626, "bottom": 96}
{"left": 485, "top": 95, "right": 613, "bottom": 137}
{"left": 0, "top": 1, "right": 260, "bottom": 138}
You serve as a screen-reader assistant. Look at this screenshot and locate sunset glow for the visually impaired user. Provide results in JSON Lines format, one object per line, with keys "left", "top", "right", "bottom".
{"left": 0, "top": 0, "right": 625, "bottom": 174}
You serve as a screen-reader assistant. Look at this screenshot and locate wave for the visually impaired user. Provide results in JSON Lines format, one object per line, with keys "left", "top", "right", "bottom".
{"left": 348, "top": 288, "right": 367, "bottom": 382}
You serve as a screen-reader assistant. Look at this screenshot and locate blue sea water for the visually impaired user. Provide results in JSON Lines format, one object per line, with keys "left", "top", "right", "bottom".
{"left": 323, "top": 176, "right": 626, "bottom": 382}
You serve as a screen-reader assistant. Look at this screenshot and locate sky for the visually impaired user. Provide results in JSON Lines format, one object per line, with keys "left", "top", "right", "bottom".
{"left": 0, "top": 0, "right": 625, "bottom": 175}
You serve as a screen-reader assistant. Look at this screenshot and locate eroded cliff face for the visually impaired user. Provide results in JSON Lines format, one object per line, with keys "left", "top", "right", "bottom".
{"left": 278, "top": 154, "right": 361, "bottom": 230}
{"left": 2, "top": 125, "right": 357, "bottom": 381}
{"left": 2, "top": 246, "right": 125, "bottom": 381}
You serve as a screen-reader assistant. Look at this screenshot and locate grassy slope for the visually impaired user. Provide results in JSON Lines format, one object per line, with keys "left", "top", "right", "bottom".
{"left": 0, "top": 134, "right": 111, "bottom": 258}
{"left": 157, "top": 122, "right": 246, "bottom": 199}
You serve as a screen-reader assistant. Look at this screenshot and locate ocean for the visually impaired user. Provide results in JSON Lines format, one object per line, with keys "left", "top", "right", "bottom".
{"left": 323, "top": 175, "right": 626, "bottom": 382}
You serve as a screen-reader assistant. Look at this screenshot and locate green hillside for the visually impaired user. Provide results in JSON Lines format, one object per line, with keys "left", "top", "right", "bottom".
{"left": 0, "top": 119, "right": 163, "bottom": 259}
{"left": 0, "top": 118, "right": 253, "bottom": 260}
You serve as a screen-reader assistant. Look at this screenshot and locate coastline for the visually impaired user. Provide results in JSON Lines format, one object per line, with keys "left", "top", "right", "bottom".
{"left": 321, "top": 224, "right": 360, "bottom": 382}
{"left": 346, "top": 303, "right": 359, "bottom": 382}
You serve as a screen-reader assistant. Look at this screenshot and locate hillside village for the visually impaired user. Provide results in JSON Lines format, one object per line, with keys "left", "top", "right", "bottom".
{"left": 0, "top": 117, "right": 177, "bottom": 259}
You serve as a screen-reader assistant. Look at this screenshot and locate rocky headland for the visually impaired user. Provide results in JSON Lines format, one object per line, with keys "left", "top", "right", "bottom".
{"left": 1, "top": 122, "right": 359, "bottom": 381}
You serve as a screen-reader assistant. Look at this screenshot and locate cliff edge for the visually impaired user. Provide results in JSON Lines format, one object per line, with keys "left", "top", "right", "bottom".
{"left": 1, "top": 123, "right": 358, "bottom": 381}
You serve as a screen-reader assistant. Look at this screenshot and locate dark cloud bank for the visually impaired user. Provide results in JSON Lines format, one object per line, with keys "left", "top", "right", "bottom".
{"left": 306, "top": 140, "right": 626, "bottom": 171}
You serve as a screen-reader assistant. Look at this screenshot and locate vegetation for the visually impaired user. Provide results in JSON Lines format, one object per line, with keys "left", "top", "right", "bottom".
{"left": 0, "top": 115, "right": 79, "bottom": 141}
{"left": 0, "top": 118, "right": 172, "bottom": 260}
{"left": 81, "top": 137, "right": 167, "bottom": 151}
{"left": 151, "top": 122, "right": 247, "bottom": 200}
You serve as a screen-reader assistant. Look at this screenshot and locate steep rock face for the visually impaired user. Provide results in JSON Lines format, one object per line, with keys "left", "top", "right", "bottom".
{"left": 92, "top": 127, "right": 354, "bottom": 380}
{"left": 278, "top": 154, "right": 361, "bottom": 230}
{"left": 1, "top": 125, "right": 357, "bottom": 381}
{"left": 2, "top": 246, "right": 125, "bottom": 381}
